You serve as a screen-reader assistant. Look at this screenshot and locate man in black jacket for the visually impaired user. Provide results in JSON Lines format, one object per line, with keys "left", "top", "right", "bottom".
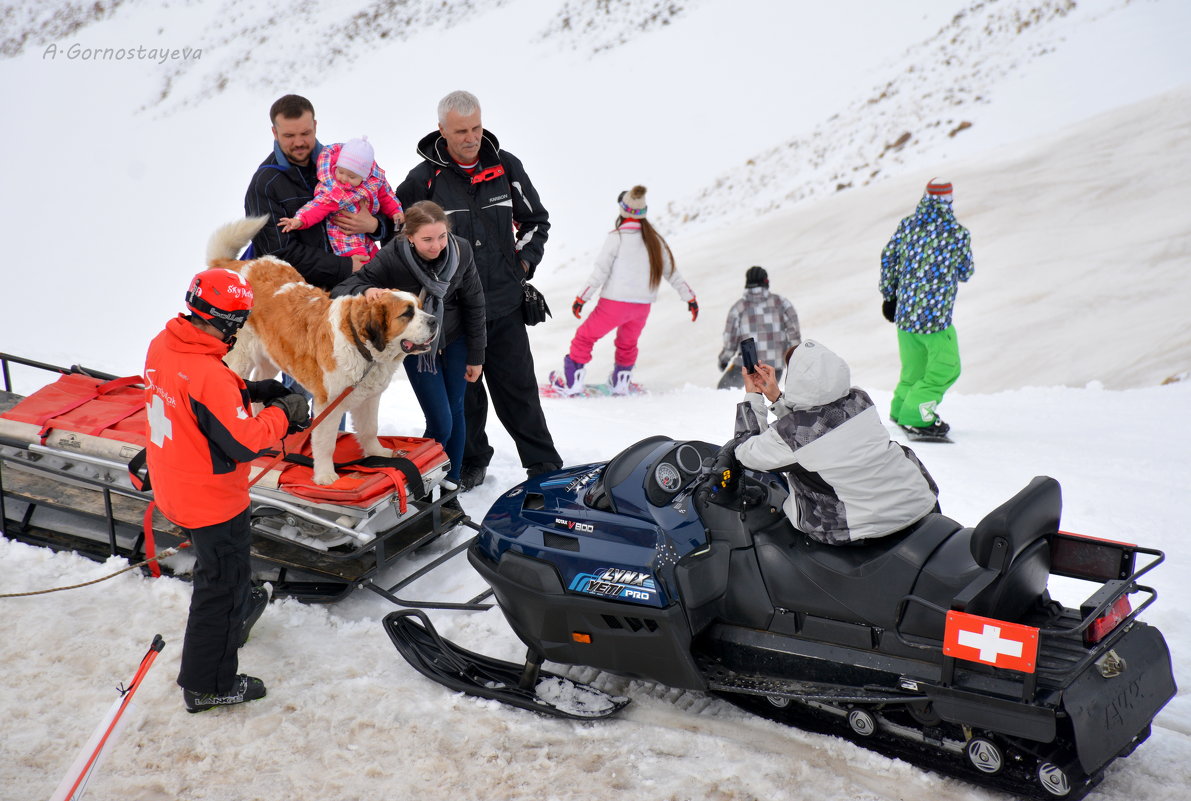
{"left": 395, "top": 90, "right": 561, "bottom": 488}
{"left": 245, "top": 95, "right": 391, "bottom": 291}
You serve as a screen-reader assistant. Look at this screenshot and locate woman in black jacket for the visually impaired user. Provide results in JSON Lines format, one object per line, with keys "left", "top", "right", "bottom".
{"left": 332, "top": 201, "right": 486, "bottom": 492}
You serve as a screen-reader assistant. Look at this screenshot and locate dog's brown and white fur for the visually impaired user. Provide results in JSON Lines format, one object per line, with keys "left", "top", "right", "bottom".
{"left": 207, "top": 217, "right": 437, "bottom": 485}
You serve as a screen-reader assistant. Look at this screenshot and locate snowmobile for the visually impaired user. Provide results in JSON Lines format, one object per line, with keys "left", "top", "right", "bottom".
{"left": 385, "top": 435, "right": 1176, "bottom": 800}
{"left": 0, "top": 352, "right": 481, "bottom": 606}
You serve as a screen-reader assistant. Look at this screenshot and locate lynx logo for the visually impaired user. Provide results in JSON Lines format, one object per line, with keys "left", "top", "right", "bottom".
{"left": 595, "top": 568, "right": 649, "bottom": 586}
{"left": 554, "top": 518, "right": 594, "bottom": 533}
{"left": 569, "top": 566, "right": 659, "bottom": 604}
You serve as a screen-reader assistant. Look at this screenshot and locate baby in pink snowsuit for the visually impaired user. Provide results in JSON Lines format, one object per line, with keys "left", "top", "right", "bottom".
{"left": 278, "top": 136, "right": 403, "bottom": 262}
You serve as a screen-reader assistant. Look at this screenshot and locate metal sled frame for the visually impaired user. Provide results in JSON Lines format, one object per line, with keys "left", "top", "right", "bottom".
{"left": 0, "top": 352, "right": 491, "bottom": 609}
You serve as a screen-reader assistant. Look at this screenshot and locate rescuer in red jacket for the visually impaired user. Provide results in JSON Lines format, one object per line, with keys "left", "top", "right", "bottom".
{"left": 145, "top": 268, "right": 310, "bottom": 712}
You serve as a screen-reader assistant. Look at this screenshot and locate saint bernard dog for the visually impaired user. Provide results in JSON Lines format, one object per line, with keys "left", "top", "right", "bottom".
{"left": 207, "top": 217, "right": 437, "bottom": 485}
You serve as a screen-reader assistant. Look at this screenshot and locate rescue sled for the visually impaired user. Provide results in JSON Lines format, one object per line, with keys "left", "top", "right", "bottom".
{"left": 0, "top": 352, "right": 485, "bottom": 605}
{"left": 386, "top": 436, "right": 1176, "bottom": 800}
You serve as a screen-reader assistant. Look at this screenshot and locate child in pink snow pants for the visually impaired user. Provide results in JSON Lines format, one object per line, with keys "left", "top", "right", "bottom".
{"left": 549, "top": 185, "right": 697, "bottom": 396}
{"left": 569, "top": 299, "right": 651, "bottom": 369}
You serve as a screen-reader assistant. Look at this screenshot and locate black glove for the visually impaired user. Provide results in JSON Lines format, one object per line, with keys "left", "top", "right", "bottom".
{"left": 688, "top": 299, "right": 699, "bottom": 322}
{"left": 267, "top": 393, "right": 312, "bottom": 434}
{"left": 882, "top": 298, "right": 897, "bottom": 323}
{"left": 245, "top": 379, "right": 289, "bottom": 403}
{"left": 710, "top": 442, "right": 740, "bottom": 494}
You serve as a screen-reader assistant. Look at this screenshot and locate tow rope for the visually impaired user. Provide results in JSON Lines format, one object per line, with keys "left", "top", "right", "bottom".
{"left": 0, "top": 544, "right": 189, "bottom": 598}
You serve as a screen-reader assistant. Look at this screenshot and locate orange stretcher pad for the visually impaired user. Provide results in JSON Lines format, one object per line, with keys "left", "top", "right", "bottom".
{"left": 0, "top": 372, "right": 447, "bottom": 512}
{"left": 269, "top": 433, "right": 447, "bottom": 513}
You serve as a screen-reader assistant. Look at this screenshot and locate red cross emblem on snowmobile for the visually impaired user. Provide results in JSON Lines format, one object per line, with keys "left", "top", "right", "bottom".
{"left": 943, "top": 610, "right": 1039, "bottom": 673}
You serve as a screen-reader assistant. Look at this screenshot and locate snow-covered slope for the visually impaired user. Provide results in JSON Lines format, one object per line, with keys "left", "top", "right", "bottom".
{"left": 1, "top": 0, "right": 1188, "bottom": 390}
{"left": 661, "top": 0, "right": 1191, "bottom": 230}
{"left": 554, "top": 84, "right": 1191, "bottom": 395}
{"left": 2, "top": 1, "right": 1190, "bottom": 797}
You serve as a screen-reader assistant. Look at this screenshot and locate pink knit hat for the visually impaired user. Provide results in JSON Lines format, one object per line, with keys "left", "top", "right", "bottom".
{"left": 337, "top": 136, "right": 375, "bottom": 179}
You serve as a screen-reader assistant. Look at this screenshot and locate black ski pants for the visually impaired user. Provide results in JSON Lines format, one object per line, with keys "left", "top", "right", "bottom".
{"left": 463, "top": 308, "right": 562, "bottom": 470}
{"left": 177, "top": 507, "right": 252, "bottom": 694}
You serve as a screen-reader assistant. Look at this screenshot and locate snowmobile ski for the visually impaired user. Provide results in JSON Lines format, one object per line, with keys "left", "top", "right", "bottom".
{"left": 382, "top": 609, "right": 630, "bottom": 720}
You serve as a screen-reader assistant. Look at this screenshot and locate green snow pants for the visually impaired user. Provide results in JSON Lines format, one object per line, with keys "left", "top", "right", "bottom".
{"left": 891, "top": 326, "right": 961, "bottom": 427}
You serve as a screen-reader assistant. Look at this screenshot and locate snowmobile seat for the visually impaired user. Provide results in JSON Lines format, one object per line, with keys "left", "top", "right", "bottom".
{"left": 753, "top": 512, "right": 964, "bottom": 632}
{"left": 951, "top": 476, "right": 1057, "bottom": 619}
{"left": 903, "top": 476, "right": 1059, "bottom": 638}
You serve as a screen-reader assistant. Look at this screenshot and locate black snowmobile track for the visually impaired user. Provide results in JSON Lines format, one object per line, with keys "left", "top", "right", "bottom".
{"left": 382, "top": 610, "right": 630, "bottom": 720}
{"left": 721, "top": 691, "right": 1111, "bottom": 801}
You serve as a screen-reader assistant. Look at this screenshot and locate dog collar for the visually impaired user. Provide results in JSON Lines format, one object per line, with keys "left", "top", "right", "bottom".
{"left": 346, "top": 317, "right": 375, "bottom": 363}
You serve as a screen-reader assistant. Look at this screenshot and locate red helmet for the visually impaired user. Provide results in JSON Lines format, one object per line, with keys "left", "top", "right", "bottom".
{"left": 185, "top": 269, "right": 253, "bottom": 336}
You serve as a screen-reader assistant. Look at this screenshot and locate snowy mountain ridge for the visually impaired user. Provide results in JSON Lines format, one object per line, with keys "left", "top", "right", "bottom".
{"left": 658, "top": 0, "right": 1108, "bottom": 231}
{"left": 0, "top": 0, "right": 1141, "bottom": 222}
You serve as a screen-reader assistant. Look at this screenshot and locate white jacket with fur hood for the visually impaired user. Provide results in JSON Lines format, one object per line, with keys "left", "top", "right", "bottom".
{"left": 732, "top": 340, "right": 939, "bottom": 545}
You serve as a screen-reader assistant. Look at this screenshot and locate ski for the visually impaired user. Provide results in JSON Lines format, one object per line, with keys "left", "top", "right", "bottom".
{"left": 383, "top": 609, "right": 629, "bottom": 720}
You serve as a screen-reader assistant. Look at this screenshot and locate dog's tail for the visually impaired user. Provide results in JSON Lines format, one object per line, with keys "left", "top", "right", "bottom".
{"left": 207, "top": 216, "right": 270, "bottom": 264}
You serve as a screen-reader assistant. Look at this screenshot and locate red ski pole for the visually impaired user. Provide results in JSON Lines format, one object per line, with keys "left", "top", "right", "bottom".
{"left": 49, "top": 635, "right": 166, "bottom": 801}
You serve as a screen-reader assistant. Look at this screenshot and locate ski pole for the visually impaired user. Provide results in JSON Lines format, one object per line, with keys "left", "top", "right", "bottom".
{"left": 49, "top": 635, "right": 165, "bottom": 801}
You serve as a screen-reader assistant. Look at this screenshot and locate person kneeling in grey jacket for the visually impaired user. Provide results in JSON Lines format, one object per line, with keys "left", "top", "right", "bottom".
{"left": 732, "top": 340, "right": 939, "bottom": 546}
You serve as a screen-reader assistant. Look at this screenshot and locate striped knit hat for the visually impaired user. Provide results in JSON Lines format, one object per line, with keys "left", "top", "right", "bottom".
{"left": 926, "top": 177, "right": 953, "bottom": 201}
{"left": 617, "top": 185, "right": 648, "bottom": 219}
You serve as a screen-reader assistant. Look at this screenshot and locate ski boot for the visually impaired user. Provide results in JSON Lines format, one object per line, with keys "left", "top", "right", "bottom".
{"left": 549, "top": 355, "right": 587, "bottom": 397}
{"left": 183, "top": 674, "right": 267, "bottom": 713}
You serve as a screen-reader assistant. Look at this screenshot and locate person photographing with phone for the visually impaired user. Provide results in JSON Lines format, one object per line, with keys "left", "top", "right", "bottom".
{"left": 728, "top": 340, "right": 940, "bottom": 546}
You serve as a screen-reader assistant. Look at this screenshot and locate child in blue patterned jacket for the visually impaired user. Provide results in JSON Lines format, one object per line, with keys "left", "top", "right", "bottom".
{"left": 879, "top": 178, "right": 974, "bottom": 440}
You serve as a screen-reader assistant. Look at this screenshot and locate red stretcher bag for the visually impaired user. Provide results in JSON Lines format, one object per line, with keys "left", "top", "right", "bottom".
{"left": 1, "top": 372, "right": 147, "bottom": 446}
{"left": 265, "top": 433, "right": 448, "bottom": 512}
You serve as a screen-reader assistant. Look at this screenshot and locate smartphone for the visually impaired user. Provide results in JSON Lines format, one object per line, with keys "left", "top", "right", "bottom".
{"left": 740, "top": 337, "right": 758, "bottom": 374}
